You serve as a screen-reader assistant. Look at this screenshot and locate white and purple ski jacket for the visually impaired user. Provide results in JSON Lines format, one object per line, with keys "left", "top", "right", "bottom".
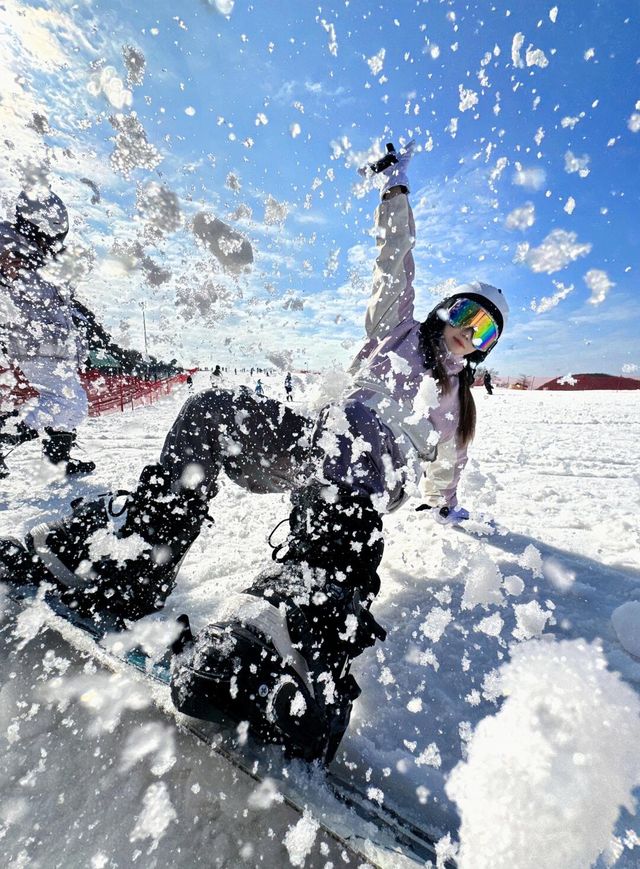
{"left": 346, "top": 194, "right": 468, "bottom": 508}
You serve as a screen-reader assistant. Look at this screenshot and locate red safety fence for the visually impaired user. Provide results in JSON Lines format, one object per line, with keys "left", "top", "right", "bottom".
{"left": 80, "top": 370, "right": 194, "bottom": 417}
{"left": 0, "top": 366, "right": 38, "bottom": 411}
{"left": 1, "top": 365, "right": 195, "bottom": 418}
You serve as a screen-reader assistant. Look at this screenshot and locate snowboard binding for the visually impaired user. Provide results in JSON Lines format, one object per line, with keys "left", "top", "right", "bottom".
{"left": 171, "top": 484, "right": 387, "bottom": 763}
{"left": 170, "top": 593, "right": 363, "bottom": 764}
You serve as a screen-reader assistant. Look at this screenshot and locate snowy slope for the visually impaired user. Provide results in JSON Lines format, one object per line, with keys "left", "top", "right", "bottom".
{"left": 1, "top": 372, "right": 640, "bottom": 867}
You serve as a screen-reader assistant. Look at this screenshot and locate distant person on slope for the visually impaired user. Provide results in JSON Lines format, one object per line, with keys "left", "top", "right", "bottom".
{"left": 210, "top": 364, "right": 223, "bottom": 388}
{"left": 284, "top": 372, "right": 293, "bottom": 402}
{"left": 0, "top": 190, "right": 95, "bottom": 479}
{"left": 0, "top": 142, "right": 508, "bottom": 763}
{"left": 483, "top": 370, "right": 494, "bottom": 395}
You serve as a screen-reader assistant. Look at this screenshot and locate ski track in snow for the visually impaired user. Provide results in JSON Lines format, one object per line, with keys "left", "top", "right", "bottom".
{"left": 1, "top": 371, "right": 640, "bottom": 866}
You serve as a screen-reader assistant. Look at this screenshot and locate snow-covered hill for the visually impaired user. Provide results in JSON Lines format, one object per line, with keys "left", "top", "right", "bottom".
{"left": 1, "top": 372, "right": 639, "bottom": 867}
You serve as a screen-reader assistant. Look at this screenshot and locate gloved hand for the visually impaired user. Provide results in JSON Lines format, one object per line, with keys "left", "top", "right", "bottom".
{"left": 415, "top": 503, "right": 470, "bottom": 525}
{"left": 358, "top": 140, "right": 416, "bottom": 194}
{"left": 436, "top": 505, "right": 470, "bottom": 525}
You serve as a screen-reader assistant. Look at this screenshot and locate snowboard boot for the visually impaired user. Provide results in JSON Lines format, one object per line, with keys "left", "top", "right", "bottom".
{"left": 171, "top": 482, "right": 386, "bottom": 763}
{"left": 0, "top": 419, "right": 39, "bottom": 447}
{"left": 0, "top": 420, "right": 39, "bottom": 477}
{"left": 0, "top": 463, "right": 213, "bottom": 624}
{"left": 42, "top": 428, "right": 96, "bottom": 476}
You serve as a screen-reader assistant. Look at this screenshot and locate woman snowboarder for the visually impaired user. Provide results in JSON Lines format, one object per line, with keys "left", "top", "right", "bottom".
{"left": 1, "top": 142, "right": 508, "bottom": 762}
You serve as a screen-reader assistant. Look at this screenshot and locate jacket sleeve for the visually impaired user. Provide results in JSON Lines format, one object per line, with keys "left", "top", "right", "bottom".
{"left": 364, "top": 194, "right": 417, "bottom": 340}
{"left": 419, "top": 437, "right": 469, "bottom": 508}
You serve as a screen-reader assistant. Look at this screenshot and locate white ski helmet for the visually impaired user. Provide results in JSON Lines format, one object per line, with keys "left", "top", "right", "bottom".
{"left": 15, "top": 190, "right": 69, "bottom": 241}
{"left": 449, "top": 281, "right": 509, "bottom": 334}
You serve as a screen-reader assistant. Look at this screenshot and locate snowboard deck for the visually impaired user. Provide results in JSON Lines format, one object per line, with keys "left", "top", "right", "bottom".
{"left": 3, "top": 575, "right": 454, "bottom": 868}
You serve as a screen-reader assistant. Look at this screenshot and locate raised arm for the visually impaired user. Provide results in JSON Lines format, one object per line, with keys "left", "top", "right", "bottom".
{"left": 364, "top": 192, "right": 417, "bottom": 339}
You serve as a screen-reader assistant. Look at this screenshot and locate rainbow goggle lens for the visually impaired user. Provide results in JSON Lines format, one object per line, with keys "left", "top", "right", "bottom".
{"left": 446, "top": 298, "right": 499, "bottom": 352}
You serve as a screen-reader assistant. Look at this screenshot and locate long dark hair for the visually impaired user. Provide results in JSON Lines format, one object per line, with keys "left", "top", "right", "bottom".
{"left": 419, "top": 298, "right": 479, "bottom": 446}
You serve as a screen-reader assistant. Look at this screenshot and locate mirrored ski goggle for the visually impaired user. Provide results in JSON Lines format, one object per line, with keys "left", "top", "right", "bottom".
{"left": 446, "top": 298, "right": 499, "bottom": 352}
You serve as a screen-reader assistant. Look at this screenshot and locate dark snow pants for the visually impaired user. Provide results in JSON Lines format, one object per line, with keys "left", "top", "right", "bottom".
{"left": 159, "top": 387, "right": 312, "bottom": 497}
{"left": 159, "top": 388, "right": 402, "bottom": 509}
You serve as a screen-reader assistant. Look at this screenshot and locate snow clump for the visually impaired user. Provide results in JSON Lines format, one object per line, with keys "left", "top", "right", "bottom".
{"left": 129, "top": 782, "right": 177, "bottom": 849}
{"left": 367, "top": 48, "right": 385, "bottom": 76}
{"left": 283, "top": 809, "right": 320, "bottom": 867}
{"left": 109, "top": 112, "right": 162, "bottom": 178}
{"left": 87, "top": 66, "right": 132, "bottom": 110}
{"left": 611, "top": 601, "right": 640, "bottom": 658}
{"left": 564, "top": 150, "right": 590, "bottom": 178}
{"left": 458, "top": 85, "right": 478, "bottom": 112}
{"left": 461, "top": 555, "right": 504, "bottom": 610}
{"left": 420, "top": 606, "right": 453, "bottom": 643}
{"left": 512, "top": 600, "right": 552, "bottom": 640}
{"left": 446, "top": 638, "right": 640, "bottom": 869}
{"left": 585, "top": 268, "right": 615, "bottom": 305}
{"left": 208, "top": 0, "right": 234, "bottom": 17}
{"left": 192, "top": 212, "right": 253, "bottom": 272}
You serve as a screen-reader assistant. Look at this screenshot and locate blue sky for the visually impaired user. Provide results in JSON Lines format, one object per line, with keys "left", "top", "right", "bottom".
{"left": 1, "top": 0, "right": 639, "bottom": 377}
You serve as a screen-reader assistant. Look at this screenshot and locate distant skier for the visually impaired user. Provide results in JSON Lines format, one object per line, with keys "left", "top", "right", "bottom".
{"left": 186, "top": 374, "right": 194, "bottom": 393}
{"left": 284, "top": 372, "right": 293, "bottom": 402}
{"left": 1, "top": 142, "right": 508, "bottom": 762}
{"left": 483, "top": 370, "right": 494, "bottom": 395}
{"left": 210, "top": 365, "right": 223, "bottom": 388}
{"left": 254, "top": 378, "right": 264, "bottom": 396}
{"left": 0, "top": 190, "right": 95, "bottom": 478}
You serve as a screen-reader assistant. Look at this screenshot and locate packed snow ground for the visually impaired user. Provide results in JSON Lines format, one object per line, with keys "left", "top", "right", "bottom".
{"left": 1, "top": 370, "right": 640, "bottom": 868}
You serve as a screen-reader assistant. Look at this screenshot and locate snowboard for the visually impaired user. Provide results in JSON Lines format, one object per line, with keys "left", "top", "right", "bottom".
{"left": 1, "top": 568, "right": 454, "bottom": 869}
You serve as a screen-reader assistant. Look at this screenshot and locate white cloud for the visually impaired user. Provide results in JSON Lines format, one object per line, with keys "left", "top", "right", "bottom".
{"left": 2, "top": 1, "right": 96, "bottom": 74}
{"left": 564, "top": 151, "right": 590, "bottom": 178}
{"left": 584, "top": 269, "right": 615, "bottom": 306}
{"left": 512, "top": 166, "right": 546, "bottom": 191}
{"left": 505, "top": 202, "right": 535, "bottom": 231}
{"left": 515, "top": 229, "right": 592, "bottom": 274}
